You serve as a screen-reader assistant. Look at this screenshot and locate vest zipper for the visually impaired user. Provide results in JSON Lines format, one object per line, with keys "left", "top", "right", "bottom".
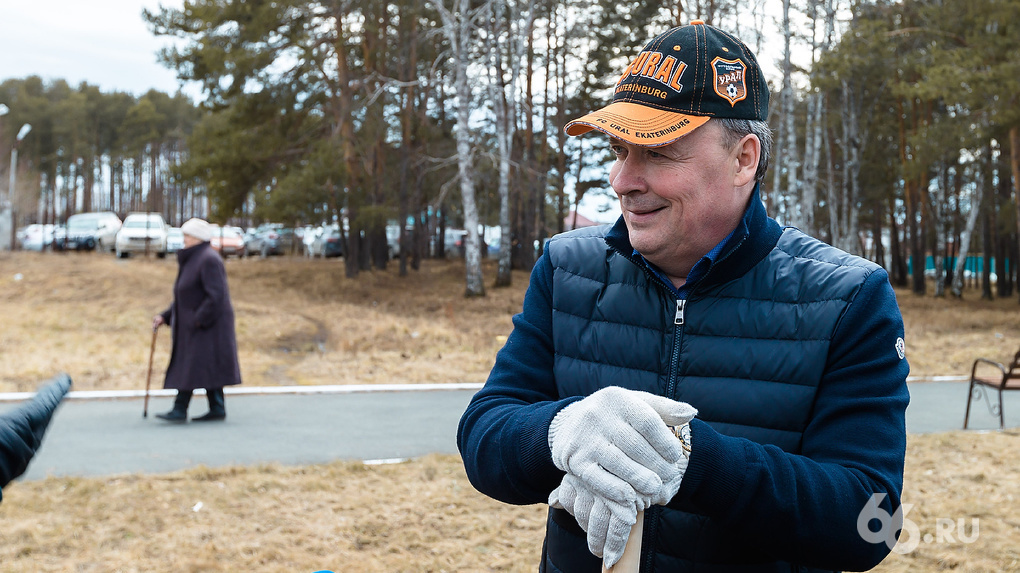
{"left": 675, "top": 299, "right": 686, "bottom": 325}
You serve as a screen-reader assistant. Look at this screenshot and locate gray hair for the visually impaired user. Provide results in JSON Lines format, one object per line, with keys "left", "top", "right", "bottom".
{"left": 716, "top": 118, "right": 773, "bottom": 183}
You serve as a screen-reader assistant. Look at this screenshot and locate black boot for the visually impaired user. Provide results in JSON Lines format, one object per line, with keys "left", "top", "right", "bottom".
{"left": 193, "top": 388, "right": 226, "bottom": 422}
{"left": 156, "top": 390, "right": 192, "bottom": 423}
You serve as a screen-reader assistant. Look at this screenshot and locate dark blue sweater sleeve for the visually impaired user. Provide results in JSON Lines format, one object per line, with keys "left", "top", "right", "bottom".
{"left": 673, "top": 268, "right": 910, "bottom": 570}
{"left": 457, "top": 253, "right": 579, "bottom": 505}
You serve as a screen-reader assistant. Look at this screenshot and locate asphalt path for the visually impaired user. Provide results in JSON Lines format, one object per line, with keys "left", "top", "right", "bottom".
{"left": 7, "top": 386, "right": 479, "bottom": 482}
{"left": 3, "top": 380, "right": 1018, "bottom": 483}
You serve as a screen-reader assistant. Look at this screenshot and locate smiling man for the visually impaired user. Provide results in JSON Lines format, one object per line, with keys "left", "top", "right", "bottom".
{"left": 458, "top": 21, "right": 910, "bottom": 572}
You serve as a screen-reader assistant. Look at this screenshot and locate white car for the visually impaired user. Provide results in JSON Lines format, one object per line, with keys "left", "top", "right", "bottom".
{"left": 115, "top": 213, "right": 169, "bottom": 258}
{"left": 17, "top": 224, "right": 56, "bottom": 251}
{"left": 65, "top": 211, "right": 122, "bottom": 253}
{"left": 166, "top": 227, "right": 185, "bottom": 253}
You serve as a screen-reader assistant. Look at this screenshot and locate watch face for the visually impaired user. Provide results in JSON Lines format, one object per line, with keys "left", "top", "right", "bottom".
{"left": 672, "top": 423, "right": 692, "bottom": 458}
{"left": 680, "top": 424, "right": 691, "bottom": 443}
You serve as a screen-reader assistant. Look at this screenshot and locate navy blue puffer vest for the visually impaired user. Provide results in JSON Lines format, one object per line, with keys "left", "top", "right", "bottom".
{"left": 541, "top": 221, "right": 879, "bottom": 572}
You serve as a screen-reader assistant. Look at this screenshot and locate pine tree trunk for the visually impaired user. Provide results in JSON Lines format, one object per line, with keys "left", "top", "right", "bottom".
{"left": 1010, "top": 126, "right": 1020, "bottom": 304}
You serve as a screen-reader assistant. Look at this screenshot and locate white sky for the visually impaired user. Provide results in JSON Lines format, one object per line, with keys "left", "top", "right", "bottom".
{"left": 0, "top": 0, "right": 189, "bottom": 97}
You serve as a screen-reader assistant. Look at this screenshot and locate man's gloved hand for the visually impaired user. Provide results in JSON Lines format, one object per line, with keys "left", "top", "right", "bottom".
{"left": 550, "top": 472, "right": 639, "bottom": 568}
{"left": 0, "top": 374, "right": 73, "bottom": 499}
{"left": 548, "top": 386, "right": 698, "bottom": 502}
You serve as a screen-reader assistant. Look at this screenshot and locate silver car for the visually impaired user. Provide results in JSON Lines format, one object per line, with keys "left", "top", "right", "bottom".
{"left": 65, "top": 211, "right": 122, "bottom": 252}
{"left": 115, "top": 213, "right": 169, "bottom": 258}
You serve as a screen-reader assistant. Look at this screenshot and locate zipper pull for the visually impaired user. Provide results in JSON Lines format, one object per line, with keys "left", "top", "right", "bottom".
{"left": 675, "top": 299, "right": 686, "bottom": 325}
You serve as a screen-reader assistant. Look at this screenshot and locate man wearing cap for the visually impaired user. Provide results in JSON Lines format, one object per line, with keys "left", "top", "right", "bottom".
{"left": 152, "top": 218, "right": 242, "bottom": 423}
{"left": 458, "top": 21, "right": 908, "bottom": 572}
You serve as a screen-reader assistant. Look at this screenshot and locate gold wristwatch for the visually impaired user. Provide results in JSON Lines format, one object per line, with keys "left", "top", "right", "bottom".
{"left": 671, "top": 422, "right": 692, "bottom": 459}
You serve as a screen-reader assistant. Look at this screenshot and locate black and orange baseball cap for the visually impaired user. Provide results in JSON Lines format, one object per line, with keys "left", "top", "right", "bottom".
{"left": 564, "top": 21, "right": 769, "bottom": 147}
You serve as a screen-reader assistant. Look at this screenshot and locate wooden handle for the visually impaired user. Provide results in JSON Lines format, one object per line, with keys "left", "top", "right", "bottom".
{"left": 602, "top": 509, "right": 643, "bottom": 573}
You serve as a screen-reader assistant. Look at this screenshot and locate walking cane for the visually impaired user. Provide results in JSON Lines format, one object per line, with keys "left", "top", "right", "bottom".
{"left": 143, "top": 327, "right": 158, "bottom": 418}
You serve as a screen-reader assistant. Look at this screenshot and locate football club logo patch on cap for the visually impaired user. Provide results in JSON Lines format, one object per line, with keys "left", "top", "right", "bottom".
{"left": 711, "top": 57, "right": 747, "bottom": 106}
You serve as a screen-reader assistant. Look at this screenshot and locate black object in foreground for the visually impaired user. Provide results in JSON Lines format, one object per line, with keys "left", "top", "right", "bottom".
{"left": 0, "top": 373, "right": 73, "bottom": 501}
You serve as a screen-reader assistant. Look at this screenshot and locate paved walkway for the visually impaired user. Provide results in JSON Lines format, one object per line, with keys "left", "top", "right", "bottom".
{"left": 2, "top": 379, "right": 1016, "bottom": 482}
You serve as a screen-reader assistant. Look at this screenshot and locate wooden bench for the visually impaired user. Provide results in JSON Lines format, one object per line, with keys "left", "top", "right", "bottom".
{"left": 964, "top": 350, "right": 1020, "bottom": 429}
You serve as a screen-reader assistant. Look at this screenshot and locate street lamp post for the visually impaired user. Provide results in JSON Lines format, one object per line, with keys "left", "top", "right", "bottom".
{"left": 6, "top": 122, "right": 32, "bottom": 251}
{"left": 0, "top": 104, "right": 7, "bottom": 249}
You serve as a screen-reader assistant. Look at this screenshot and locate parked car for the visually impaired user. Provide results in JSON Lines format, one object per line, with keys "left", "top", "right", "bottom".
{"left": 295, "top": 226, "right": 317, "bottom": 256}
{"left": 242, "top": 227, "right": 259, "bottom": 252}
{"left": 277, "top": 227, "right": 299, "bottom": 255}
{"left": 309, "top": 226, "right": 343, "bottom": 258}
{"left": 115, "top": 213, "right": 169, "bottom": 258}
{"left": 385, "top": 224, "right": 401, "bottom": 259}
{"left": 64, "top": 212, "right": 122, "bottom": 252}
{"left": 17, "top": 224, "right": 57, "bottom": 251}
{"left": 302, "top": 226, "right": 321, "bottom": 257}
{"left": 441, "top": 228, "right": 467, "bottom": 258}
{"left": 166, "top": 227, "right": 185, "bottom": 253}
{"left": 249, "top": 224, "right": 298, "bottom": 257}
{"left": 210, "top": 226, "right": 246, "bottom": 258}
{"left": 248, "top": 225, "right": 281, "bottom": 257}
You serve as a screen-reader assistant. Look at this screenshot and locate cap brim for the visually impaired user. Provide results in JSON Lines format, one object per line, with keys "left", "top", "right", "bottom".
{"left": 564, "top": 102, "right": 710, "bottom": 147}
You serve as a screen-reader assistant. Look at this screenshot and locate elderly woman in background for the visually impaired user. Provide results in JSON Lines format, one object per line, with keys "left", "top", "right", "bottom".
{"left": 152, "top": 218, "right": 242, "bottom": 423}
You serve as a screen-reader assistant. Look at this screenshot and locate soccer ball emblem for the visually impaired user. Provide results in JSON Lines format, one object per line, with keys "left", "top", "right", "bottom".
{"left": 726, "top": 84, "right": 739, "bottom": 98}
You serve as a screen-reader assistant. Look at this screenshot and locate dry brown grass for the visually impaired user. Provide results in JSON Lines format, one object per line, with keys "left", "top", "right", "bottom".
{"left": 1, "top": 433, "right": 1016, "bottom": 572}
{"left": 0, "top": 454, "right": 547, "bottom": 572}
{"left": 897, "top": 286, "right": 1020, "bottom": 379}
{"left": 4, "top": 251, "right": 1020, "bottom": 393}
{"left": 871, "top": 430, "right": 1020, "bottom": 572}
{"left": 0, "top": 251, "right": 526, "bottom": 393}
{"left": 2, "top": 251, "right": 1019, "bottom": 571}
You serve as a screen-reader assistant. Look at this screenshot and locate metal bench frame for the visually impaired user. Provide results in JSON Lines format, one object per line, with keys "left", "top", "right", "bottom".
{"left": 964, "top": 350, "right": 1020, "bottom": 429}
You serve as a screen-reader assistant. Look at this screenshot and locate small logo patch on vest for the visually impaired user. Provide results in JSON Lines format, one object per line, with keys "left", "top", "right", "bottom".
{"left": 895, "top": 337, "right": 905, "bottom": 360}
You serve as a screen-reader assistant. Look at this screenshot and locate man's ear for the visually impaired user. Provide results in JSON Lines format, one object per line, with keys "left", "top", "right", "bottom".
{"left": 732, "top": 134, "right": 760, "bottom": 188}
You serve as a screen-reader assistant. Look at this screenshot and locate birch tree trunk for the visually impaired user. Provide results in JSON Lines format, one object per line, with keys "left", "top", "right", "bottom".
{"left": 833, "top": 80, "right": 852, "bottom": 252}
{"left": 833, "top": 76, "right": 870, "bottom": 256}
{"left": 484, "top": 0, "right": 530, "bottom": 288}
{"left": 931, "top": 164, "right": 948, "bottom": 297}
{"left": 432, "top": 0, "right": 485, "bottom": 297}
{"left": 801, "top": 0, "right": 836, "bottom": 237}
{"left": 780, "top": 0, "right": 799, "bottom": 228}
{"left": 952, "top": 151, "right": 985, "bottom": 297}
{"left": 771, "top": 0, "right": 794, "bottom": 221}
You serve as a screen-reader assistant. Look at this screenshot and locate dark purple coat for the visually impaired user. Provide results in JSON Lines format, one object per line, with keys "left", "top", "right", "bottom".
{"left": 160, "top": 242, "right": 242, "bottom": 390}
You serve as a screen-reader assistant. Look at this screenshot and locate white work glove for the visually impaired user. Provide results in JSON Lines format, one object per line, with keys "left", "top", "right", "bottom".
{"left": 548, "top": 386, "right": 697, "bottom": 503}
{"left": 550, "top": 472, "right": 640, "bottom": 568}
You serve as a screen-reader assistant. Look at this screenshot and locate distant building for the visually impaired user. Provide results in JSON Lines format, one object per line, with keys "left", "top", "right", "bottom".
{"left": 563, "top": 208, "right": 600, "bottom": 231}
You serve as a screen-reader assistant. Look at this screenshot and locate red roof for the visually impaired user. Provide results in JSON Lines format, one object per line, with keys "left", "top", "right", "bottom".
{"left": 564, "top": 209, "right": 599, "bottom": 230}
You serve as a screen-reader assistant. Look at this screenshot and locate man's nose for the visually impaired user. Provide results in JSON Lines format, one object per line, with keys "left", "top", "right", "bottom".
{"left": 610, "top": 158, "right": 645, "bottom": 196}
